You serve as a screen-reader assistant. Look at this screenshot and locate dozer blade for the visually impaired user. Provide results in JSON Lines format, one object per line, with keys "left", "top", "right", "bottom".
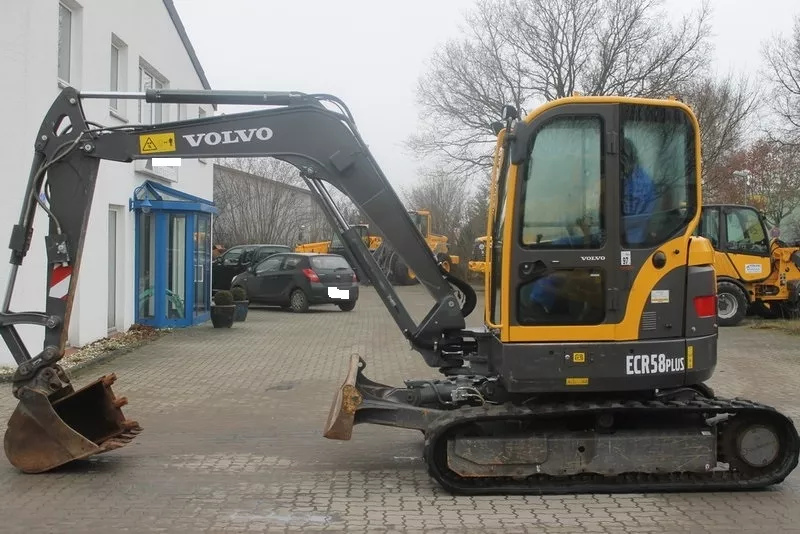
{"left": 4, "top": 373, "right": 142, "bottom": 473}
{"left": 323, "top": 354, "right": 364, "bottom": 440}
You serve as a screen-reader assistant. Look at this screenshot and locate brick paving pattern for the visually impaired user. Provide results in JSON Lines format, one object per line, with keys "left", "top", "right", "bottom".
{"left": 0, "top": 286, "right": 798, "bottom": 533}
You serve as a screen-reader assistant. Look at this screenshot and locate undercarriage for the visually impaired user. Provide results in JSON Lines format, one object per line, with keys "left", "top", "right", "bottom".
{"left": 325, "top": 355, "right": 800, "bottom": 495}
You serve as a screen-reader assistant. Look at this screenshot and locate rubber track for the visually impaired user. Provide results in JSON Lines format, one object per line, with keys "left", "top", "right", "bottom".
{"left": 423, "top": 394, "right": 800, "bottom": 495}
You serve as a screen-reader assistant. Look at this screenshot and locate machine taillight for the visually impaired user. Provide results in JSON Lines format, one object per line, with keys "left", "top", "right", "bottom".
{"left": 352, "top": 273, "right": 357, "bottom": 282}
{"left": 693, "top": 295, "right": 717, "bottom": 318}
{"left": 302, "top": 268, "right": 320, "bottom": 282}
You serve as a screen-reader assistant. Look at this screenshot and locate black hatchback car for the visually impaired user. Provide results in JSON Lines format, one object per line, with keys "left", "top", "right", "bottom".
{"left": 230, "top": 252, "right": 359, "bottom": 312}
{"left": 212, "top": 243, "right": 292, "bottom": 292}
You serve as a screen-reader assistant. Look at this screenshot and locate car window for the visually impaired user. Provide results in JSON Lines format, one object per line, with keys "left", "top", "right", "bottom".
{"left": 281, "top": 256, "right": 303, "bottom": 271}
{"left": 255, "top": 255, "right": 284, "bottom": 274}
{"left": 310, "top": 255, "right": 350, "bottom": 270}
{"left": 256, "top": 246, "right": 291, "bottom": 262}
{"left": 239, "top": 247, "right": 257, "bottom": 264}
{"left": 221, "top": 247, "right": 244, "bottom": 266}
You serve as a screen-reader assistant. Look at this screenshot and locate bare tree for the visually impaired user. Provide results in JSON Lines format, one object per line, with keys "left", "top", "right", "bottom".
{"left": 679, "top": 73, "right": 761, "bottom": 202}
{"left": 402, "top": 168, "right": 470, "bottom": 238}
{"left": 738, "top": 140, "right": 800, "bottom": 229}
{"left": 408, "top": 0, "right": 713, "bottom": 174}
{"left": 762, "top": 15, "right": 800, "bottom": 146}
{"left": 213, "top": 158, "right": 324, "bottom": 247}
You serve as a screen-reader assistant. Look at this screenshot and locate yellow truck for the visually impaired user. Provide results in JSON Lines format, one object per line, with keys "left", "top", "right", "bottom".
{"left": 696, "top": 203, "right": 800, "bottom": 325}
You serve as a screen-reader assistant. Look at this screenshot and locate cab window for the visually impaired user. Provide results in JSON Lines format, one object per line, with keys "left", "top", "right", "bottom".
{"left": 520, "top": 116, "right": 604, "bottom": 249}
{"left": 697, "top": 207, "right": 720, "bottom": 248}
{"left": 619, "top": 104, "right": 696, "bottom": 248}
{"left": 725, "top": 208, "right": 768, "bottom": 255}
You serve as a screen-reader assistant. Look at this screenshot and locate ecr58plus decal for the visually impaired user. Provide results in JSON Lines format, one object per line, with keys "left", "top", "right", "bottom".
{"left": 626, "top": 353, "right": 685, "bottom": 375}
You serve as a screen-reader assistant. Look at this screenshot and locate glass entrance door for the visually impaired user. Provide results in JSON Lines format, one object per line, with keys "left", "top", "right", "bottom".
{"left": 194, "top": 214, "right": 211, "bottom": 317}
{"left": 167, "top": 214, "right": 187, "bottom": 319}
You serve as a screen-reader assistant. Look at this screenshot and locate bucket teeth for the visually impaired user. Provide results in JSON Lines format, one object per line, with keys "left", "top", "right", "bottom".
{"left": 101, "top": 374, "right": 118, "bottom": 387}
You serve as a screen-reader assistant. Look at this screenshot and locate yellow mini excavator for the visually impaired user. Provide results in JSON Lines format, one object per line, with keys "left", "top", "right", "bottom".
{"left": 2, "top": 86, "right": 798, "bottom": 495}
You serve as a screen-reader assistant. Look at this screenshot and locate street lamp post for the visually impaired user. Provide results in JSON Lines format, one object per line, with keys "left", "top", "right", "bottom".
{"left": 732, "top": 170, "right": 751, "bottom": 204}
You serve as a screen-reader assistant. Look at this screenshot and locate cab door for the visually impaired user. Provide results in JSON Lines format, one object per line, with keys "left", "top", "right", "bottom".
{"left": 505, "top": 101, "right": 699, "bottom": 342}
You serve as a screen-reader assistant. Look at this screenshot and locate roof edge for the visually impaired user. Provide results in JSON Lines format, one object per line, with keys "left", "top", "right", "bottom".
{"left": 162, "top": 0, "right": 217, "bottom": 111}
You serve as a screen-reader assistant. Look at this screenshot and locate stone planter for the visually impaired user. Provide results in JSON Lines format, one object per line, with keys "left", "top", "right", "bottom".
{"left": 233, "top": 300, "right": 249, "bottom": 322}
{"left": 210, "top": 304, "right": 235, "bottom": 328}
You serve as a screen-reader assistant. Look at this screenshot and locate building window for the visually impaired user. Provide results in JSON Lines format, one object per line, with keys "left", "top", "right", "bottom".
{"left": 58, "top": 3, "right": 72, "bottom": 83}
{"left": 110, "top": 44, "right": 119, "bottom": 109}
{"left": 109, "top": 35, "right": 128, "bottom": 119}
{"left": 138, "top": 62, "right": 167, "bottom": 124}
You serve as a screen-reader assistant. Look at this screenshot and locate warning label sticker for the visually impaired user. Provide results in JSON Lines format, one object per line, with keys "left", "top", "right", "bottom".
{"left": 139, "top": 133, "right": 176, "bottom": 154}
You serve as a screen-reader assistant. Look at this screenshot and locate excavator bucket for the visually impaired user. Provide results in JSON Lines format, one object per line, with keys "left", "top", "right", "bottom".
{"left": 4, "top": 373, "right": 141, "bottom": 473}
{"left": 323, "top": 354, "right": 363, "bottom": 441}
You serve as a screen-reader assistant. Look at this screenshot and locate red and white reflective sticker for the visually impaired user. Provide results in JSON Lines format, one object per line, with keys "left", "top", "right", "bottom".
{"left": 49, "top": 265, "right": 72, "bottom": 300}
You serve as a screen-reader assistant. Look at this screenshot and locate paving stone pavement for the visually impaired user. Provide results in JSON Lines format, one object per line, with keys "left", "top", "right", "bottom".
{"left": 0, "top": 286, "right": 799, "bottom": 533}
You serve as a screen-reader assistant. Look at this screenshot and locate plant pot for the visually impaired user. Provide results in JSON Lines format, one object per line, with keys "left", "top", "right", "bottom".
{"left": 210, "top": 304, "right": 235, "bottom": 328}
{"left": 233, "top": 300, "right": 249, "bottom": 322}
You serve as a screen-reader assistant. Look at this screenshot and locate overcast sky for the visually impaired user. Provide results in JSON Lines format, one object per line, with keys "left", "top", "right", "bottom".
{"left": 172, "top": 0, "right": 798, "bottom": 191}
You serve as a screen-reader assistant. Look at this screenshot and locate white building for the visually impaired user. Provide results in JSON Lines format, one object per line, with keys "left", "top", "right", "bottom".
{"left": 0, "top": 0, "right": 216, "bottom": 366}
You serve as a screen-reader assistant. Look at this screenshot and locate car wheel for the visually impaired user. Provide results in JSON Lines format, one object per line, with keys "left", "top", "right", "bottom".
{"left": 289, "top": 288, "right": 309, "bottom": 313}
{"left": 338, "top": 300, "right": 356, "bottom": 312}
{"left": 717, "top": 281, "right": 748, "bottom": 326}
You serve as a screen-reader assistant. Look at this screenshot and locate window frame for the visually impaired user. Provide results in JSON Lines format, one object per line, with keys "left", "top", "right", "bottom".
{"left": 721, "top": 206, "right": 770, "bottom": 257}
{"left": 516, "top": 113, "right": 606, "bottom": 250}
{"left": 255, "top": 255, "right": 285, "bottom": 275}
{"left": 138, "top": 62, "right": 168, "bottom": 125}
{"left": 109, "top": 42, "right": 120, "bottom": 110}
{"left": 618, "top": 103, "right": 698, "bottom": 249}
{"left": 57, "top": 2, "right": 73, "bottom": 84}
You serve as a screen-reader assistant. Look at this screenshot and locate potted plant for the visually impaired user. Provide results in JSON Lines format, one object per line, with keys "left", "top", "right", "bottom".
{"left": 210, "top": 290, "right": 235, "bottom": 328}
{"left": 231, "top": 286, "right": 249, "bottom": 322}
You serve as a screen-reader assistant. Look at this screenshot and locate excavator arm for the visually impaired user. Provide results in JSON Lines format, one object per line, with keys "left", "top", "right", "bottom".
{"left": 1, "top": 86, "right": 477, "bottom": 473}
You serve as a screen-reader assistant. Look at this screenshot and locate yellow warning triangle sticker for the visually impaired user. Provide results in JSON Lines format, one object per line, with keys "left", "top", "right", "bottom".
{"left": 142, "top": 137, "right": 158, "bottom": 152}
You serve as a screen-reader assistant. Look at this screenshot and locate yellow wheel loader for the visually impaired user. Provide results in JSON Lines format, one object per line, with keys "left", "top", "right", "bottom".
{"left": 468, "top": 235, "right": 487, "bottom": 274}
{"left": 2, "top": 86, "right": 798, "bottom": 495}
{"left": 372, "top": 209, "right": 459, "bottom": 285}
{"left": 696, "top": 203, "right": 800, "bottom": 326}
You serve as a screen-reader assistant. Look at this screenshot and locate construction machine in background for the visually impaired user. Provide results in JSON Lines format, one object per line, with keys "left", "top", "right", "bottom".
{"left": 468, "top": 235, "right": 487, "bottom": 275}
{"left": 295, "top": 223, "right": 380, "bottom": 282}
{"left": 2, "top": 86, "right": 798, "bottom": 495}
{"left": 695, "top": 203, "right": 800, "bottom": 326}
{"left": 295, "top": 223, "right": 379, "bottom": 255}
{"left": 371, "top": 209, "right": 460, "bottom": 285}
{"left": 295, "top": 209, "right": 459, "bottom": 286}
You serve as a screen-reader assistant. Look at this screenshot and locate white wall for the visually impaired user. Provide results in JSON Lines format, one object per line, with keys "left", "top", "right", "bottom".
{"left": 0, "top": 0, "right": 213, "bottom": 366}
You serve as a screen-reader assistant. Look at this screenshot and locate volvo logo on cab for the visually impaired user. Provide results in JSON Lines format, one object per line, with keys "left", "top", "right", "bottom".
{"left": 626, "top": 353, "right": 685, "bottom": 375}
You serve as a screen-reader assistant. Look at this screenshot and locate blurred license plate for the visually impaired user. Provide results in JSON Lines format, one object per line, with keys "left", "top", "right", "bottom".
{"left": 328, "top": 287, "right": 350, "bottom": 299}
